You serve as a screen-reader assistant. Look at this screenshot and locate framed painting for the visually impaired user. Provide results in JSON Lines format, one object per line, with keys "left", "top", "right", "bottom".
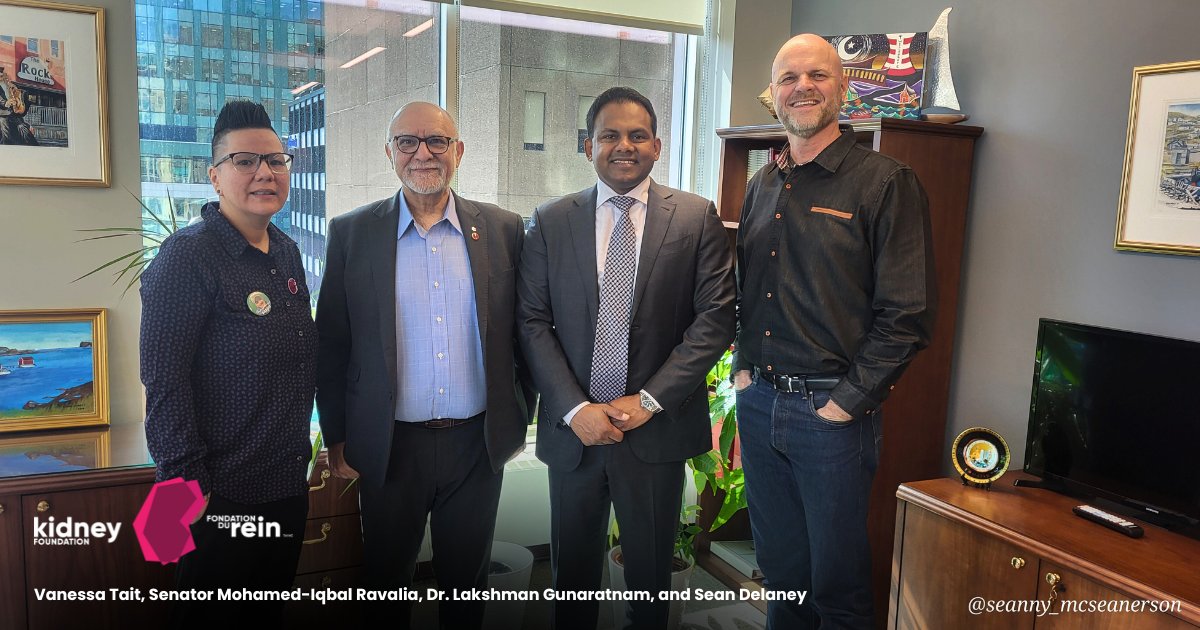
{"left": 0, "top": 427, "right": 109, "bottom": 476}
{"left": 0, "top": 309, "right": 109, "bottom": 432}
{"left": 0, "top": 0, "right": 109, "bottom": 186}
{"left": 1115, "top": 60, "right": 1200, "bottom": 256}
{"left": 823, "top": 32, "right": 927, "bottom": 121}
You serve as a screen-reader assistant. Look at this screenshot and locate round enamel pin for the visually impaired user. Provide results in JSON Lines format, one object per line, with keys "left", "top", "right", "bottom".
{"left": 247, "top": 291, "right": 272, "bottom": 316}
{"left": 471, "top": 226, "right": 479, "bottom": 240}
{"left": 288, "top": 277, "right": 299, "bottom": 295}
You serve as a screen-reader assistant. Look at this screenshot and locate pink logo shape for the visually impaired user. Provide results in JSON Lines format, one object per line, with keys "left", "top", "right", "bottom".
{"left": 133, "top": 478, "right": 205, "bottom": 564}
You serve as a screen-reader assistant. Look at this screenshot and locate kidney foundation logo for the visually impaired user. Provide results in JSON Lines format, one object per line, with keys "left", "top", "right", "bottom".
{"left": 133, "top": 478, "right": 205, "bottom": 564}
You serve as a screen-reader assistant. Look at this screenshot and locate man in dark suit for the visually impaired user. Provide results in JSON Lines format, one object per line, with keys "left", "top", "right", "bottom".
{"left": 316, "top": 101, "right": 532, "bottom": 629}
{"left": 517, "top": 87, "right": 735, "bottom": 630}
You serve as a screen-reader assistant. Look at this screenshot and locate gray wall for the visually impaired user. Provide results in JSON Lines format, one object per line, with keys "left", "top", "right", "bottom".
{"left": 0, "top": 0, "right": 143, "bottom": 424}
{"left": 790, "top": 1, "right": 1200, "bottom": 468}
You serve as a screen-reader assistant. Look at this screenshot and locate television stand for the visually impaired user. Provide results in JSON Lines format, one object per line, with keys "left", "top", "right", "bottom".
{"left": 1011, "top": 477, "right": 1063, "bottom": 491}
{"left": 890, "top": 473, "right": 1200, "bottom": 628}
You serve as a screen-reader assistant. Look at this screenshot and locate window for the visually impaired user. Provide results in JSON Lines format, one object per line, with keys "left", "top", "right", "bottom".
{"left": 523, "top": 91, "right": 546, "bottom": 151}
{"left": 135, "top": 0, "right": 701, "bottom": 314}
{"left": 455, "top": 7, "right": 684, "bottom": 212}
{"left": 201, "top": 25, "right": 222, "bottom": 47}
{"left": 577, "top": 95, "right": 595, "bottom": 152}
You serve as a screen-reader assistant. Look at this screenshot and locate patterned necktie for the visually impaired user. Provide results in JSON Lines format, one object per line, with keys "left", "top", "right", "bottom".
{"left": 589, "top": 195, "right": 638, "bottom": 402}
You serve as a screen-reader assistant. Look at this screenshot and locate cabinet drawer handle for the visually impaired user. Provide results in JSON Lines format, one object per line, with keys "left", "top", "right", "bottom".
{"left": 303, "top": 522, "right": 332, "bottom": 545}
{"left": 309, "top": 469, "right": 331, "bottom": 492}
{"left": 36, "top": 500, "right": 50, "bottom": 513}
{"left": 1046, "top": 572, "right": 1063, "bottom": 606}
{"left": 0, "top": 503, "right": 5, "bottom": 515}
{"left": 1010, "top": 556, "right": 1025, "bottom": 569}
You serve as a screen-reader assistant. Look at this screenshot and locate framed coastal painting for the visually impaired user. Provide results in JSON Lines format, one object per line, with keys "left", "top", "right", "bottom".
{"left": 1115, "top": 60, "right": 1200, "bottom": 256}
{"left": 0, "top": 309, "right": 109, "bottom": 432}
{"left": 0, "top": 0, "right": 109, "bottom": 186}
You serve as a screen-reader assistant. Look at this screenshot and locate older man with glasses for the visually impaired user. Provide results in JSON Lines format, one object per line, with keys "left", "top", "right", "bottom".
{"left": 315, "top": 101, "right": 534, "bottom": 629}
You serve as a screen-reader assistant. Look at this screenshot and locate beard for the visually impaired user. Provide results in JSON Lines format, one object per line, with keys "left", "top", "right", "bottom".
{"left": 400, "top": 159, "right": 450, "bottom": 195}
{"left": 777, "top": 93, "right": 841, "bottom": 139}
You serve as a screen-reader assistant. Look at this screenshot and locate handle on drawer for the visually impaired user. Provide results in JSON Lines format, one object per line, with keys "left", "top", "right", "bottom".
{"left": 1046, "top": 572, "right": 1063, "bottom": 606}
{"left": 0, "top": 503, "right": 5, "bottom": 515}
{"left": 303, "top": 522, "right": 332, "bottom": 545}
{"left": 309, "top": 469, "right": 331, "bottom": 492}
{"left": 36, "top": 500, "right": 50, "bottom": 513}
{"left": 1010, "top": 556, "right": 1025, "bottom": 569}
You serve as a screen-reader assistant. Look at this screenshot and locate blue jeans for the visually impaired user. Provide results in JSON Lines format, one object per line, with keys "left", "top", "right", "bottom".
{"left": 736, "top": 374, "right": 881, "bottom": 630}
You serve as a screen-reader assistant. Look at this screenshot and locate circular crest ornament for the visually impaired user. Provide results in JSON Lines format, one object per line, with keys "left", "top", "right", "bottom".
{"left": 951, "top": 427, "right": 1010, "bottom": 489}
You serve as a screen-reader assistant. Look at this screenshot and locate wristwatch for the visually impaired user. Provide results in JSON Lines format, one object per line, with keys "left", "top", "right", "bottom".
{"left": 638, "top": 390, "right": 663, "bottom": 414}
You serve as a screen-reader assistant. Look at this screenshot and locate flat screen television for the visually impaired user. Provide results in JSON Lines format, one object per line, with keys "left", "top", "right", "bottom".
{"left": 1023, "top": 319, "right": 1200, "bottom": 535}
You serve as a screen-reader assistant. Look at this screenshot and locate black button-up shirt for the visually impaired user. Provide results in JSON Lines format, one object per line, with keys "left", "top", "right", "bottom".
{"left": 734, "top": 129, "right": 936, "bottom": 417}
{"left": 141, "top": 203, "right": 317, "bottom": 504}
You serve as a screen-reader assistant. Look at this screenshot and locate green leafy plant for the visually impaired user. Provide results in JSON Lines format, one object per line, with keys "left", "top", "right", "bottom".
{"left": 688, "top": 348, "right": 746, "bottom": 531}
{"left": 609, "top": 502, "right": 702, "bottom": 570}
{"left": 73, "top": 189, "right": 181, "bottom": 296}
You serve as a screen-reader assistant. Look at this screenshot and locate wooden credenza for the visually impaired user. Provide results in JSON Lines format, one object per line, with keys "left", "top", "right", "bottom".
{"left": 890, "top": 476, "right": 1200, "bottom": 629}
{"left": 0, "top": 425, "right": 361, "bottom": 629}
{"left": 709, "top": 119, "right": 984, "bottom": 623}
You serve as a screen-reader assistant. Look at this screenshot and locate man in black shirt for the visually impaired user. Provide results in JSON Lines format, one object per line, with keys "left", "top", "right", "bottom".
{"left": 732, "top": 34, "right": 935, "bottom": 629}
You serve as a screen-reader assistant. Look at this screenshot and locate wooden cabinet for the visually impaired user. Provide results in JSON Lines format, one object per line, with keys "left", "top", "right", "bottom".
{"left": 712, "top": 119, "right": 984, "bottom": 622}
{"left": 0, "top": 494, "right": 27, "bottom": 630}
{"left": 890, "top": 476, "right": 1200, "bottom": 629}
{"left": 0, "top": 425, "right": 363, "bottom": 629}
{"left": 1, "top": 467, "right": 173, "bottom": 630}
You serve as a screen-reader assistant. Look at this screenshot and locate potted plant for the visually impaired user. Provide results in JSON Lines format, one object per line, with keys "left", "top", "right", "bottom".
{"left": 689, "top": 349, "right": 746, "bottom": 531}
{"left": 606, "top": 503, "right": 702, "bottom": 629}
{"left": 74, "top": 189, "right": 184, "bottom": 296}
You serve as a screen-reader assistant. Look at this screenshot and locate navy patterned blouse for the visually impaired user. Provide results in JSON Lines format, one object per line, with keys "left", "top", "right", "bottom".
{"left": 140, "top": 203, "right": 317, "bottom": 504}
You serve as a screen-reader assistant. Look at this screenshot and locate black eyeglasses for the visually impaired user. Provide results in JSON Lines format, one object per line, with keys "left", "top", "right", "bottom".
{"left": 390, "top": 135, "right": 456, "bottom": 154}
{"left": 213, "top": 152, "right": 294, "bottom": 174}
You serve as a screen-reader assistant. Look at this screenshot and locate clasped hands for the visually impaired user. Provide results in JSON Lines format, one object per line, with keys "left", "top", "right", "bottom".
{"left": 570, "top": 394, "right": 652, "bottom": 446}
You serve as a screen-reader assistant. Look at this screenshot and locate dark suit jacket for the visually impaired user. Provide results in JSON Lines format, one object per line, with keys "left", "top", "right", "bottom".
{"left": 517, "top": 180, "right": 735, "bottom": 471}
{"left": 316, "top": 190, "right": 534, "bottom": 484}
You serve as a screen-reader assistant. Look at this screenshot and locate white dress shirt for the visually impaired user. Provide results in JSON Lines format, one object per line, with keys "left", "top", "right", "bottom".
{"left": 564, "top": 177, "right": 661, "bottom": 424}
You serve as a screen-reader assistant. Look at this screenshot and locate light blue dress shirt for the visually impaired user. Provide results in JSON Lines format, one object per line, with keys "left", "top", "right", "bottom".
{"left": 393, "top": 191, "right": 487, "bottom": 422}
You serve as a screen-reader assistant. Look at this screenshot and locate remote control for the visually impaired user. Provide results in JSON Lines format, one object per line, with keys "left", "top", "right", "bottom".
{"left": 1073, "top": 505, "right": 1144, "bottom": 538}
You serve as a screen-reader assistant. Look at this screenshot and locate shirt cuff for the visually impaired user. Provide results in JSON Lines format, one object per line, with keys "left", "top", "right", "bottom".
{"left": 639, "top": 389, "right": 664, "bottom": 413}
{"left": 830, "top": 380, "right": 880, "bottom": 419}
{"left": 563, "top": 401, "right": 588, "bottom": 426}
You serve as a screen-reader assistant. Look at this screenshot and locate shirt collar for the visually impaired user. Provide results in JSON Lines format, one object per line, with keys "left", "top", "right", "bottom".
{"left": 396, "top": 189, "right": 460, "bottom": 238}
{"left": 775, "top": 126, "right": 857, "bottom": 175}
{"left": 202, "top": 202, "right": 290, "bottom": 259}
{"left": 595, "top": 176, "right": 652, "bottom": 209}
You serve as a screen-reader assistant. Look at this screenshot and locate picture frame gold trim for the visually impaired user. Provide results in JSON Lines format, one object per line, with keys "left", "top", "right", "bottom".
{"left": 0, "top": 0, "right": 109, "bottom": 187}
{"left": 0, "top": 308, "right": 109, "bottom": 433}
{"left": 1115, "top": 60, "right": 1200, "bottom": 256}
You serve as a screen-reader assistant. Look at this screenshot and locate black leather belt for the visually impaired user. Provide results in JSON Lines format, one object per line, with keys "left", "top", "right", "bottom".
{"left": 755, "top": 368, "right": 839, "bottom": 394}
{"left": 415, "top": 412, "right": 483, "bottom": 429}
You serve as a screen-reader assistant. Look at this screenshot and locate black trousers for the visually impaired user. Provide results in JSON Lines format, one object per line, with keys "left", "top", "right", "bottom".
{"left": 549, "top": 441, "right": 685, "bottom": 630}
{"left": 359, "top": 419, "right": 503, "bottom": 630}
{"left": 173, "top": 493, "right": 308, "bottom": 629}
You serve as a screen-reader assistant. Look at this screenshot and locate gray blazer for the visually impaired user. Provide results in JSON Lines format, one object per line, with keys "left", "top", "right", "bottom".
{"left": 316, "top": 190, "right": 534, "bottom": 483}
{"left": 517, "top": 180, "right": 736, "bottom": 471}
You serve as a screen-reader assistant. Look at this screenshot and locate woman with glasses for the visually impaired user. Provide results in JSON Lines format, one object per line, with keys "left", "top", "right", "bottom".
{"left": 140, "top": 100, "right": 315, "bottom": 625}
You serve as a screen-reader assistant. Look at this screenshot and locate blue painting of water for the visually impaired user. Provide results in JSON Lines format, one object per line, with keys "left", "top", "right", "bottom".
{"left": 0, "top": 347, "right": 94, "bottom": 412}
